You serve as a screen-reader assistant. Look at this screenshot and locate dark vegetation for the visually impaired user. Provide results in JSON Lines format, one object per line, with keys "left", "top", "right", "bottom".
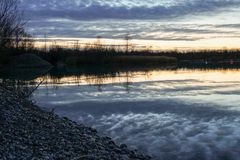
{"left": 2, "top": 43, "right": 240, "bottom": 68}
{"left": 0, "top": 0, "right": 33, "bottom": 67}
{"left": 0, "top": 0, "right": 29, "bottom": 48}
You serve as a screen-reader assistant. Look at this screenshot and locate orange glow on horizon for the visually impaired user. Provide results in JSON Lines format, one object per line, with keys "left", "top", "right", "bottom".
{"left": 33, "top": 37, "right": 240, "bottom": 51}
{"left": 36, "top": 68, "right": 240, "bottom": 86}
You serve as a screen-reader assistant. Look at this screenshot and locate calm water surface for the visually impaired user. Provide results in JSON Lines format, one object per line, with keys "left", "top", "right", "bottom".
{"left": 30, "top": 67, "right": 240, "bottom": 160}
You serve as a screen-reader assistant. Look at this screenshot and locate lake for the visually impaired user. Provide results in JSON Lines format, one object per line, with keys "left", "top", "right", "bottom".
{"left": 3, "top": 65, "right": 240, "bottom": 160}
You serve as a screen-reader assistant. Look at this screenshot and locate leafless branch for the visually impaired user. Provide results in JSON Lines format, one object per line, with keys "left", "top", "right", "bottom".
{"left": 0, "top": 0, "right": 28, "bottom": 49}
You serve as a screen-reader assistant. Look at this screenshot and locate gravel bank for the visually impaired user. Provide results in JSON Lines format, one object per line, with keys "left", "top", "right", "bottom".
{"left": 0, "top": 86, "right": 151, "bottom": 160}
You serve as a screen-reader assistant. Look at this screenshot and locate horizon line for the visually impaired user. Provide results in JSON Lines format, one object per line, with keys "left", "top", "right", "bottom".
{"left": 31, "top": 37, "right": 240, "bottom": 51}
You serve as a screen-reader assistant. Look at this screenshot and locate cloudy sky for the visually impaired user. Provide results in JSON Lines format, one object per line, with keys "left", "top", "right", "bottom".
{"left": 20, "top": 0, "right": 240, "bottom": 50}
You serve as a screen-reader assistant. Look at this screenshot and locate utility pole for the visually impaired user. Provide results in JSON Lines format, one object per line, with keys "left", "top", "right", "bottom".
{"left": 124, "top": 33, "right": 131, "bottom": 53}
{"left": 44, "top": 34, "right": 47, "bottom": 52}
{"left": 96, "top": 35, "right": 102, "bottom": 50}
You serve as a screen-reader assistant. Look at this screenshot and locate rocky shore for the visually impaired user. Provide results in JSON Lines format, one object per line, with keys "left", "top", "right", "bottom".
{"left": 0, "top": 85, "right": 151, "bottom": 160}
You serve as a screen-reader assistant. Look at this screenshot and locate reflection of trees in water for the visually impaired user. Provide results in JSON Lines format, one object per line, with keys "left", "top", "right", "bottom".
{"left": 34, "top": 70, "right": 150, "bottom": 93}
{"left": 37, "top": 66, "right": 240, "bottom": 93}
{"left": 4, "top": 65, "right": 240, "bottom": 95}
{"left": 72, "top": 71, "right": 137, "bottom": 92}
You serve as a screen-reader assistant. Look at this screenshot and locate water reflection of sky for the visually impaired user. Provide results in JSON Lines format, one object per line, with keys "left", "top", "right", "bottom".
{"left": 33, "top": 68, "right": 240, "bottom": 160}
{"left": 36, "top": 69, "right": 240, "bottom": 86}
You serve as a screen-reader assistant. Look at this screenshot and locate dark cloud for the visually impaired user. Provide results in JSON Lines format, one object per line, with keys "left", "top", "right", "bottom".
{"left": 26, "top": 20, "right": 240, "bottom": 41}
{"left": 20, "top": 0, "right": 240, "bottom": 41}
{"left": 20, "top": 0, "right": 240, "bottom": 20}
{"left": 216, "top": 24, "right": 240, "bottom": 28}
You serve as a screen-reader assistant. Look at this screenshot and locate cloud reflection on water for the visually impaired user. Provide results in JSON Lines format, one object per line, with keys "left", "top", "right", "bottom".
{"left": 91, "top": 112, "right": 240, "bottom": 160}
{"left": 33, "top": 68, "right": 240, "bottom": 160}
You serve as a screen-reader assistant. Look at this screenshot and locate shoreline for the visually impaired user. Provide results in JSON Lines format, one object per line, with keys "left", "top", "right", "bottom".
{"left": 0, "top": 85, "right": 151, "bottom": 160}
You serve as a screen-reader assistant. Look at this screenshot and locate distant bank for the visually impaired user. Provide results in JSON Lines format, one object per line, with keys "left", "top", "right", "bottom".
{"left": 1, "top": 46, "right": 240, "bottom": 69}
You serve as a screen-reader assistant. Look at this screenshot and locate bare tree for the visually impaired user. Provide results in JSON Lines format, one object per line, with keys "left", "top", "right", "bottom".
{"left": 0, "top": 0, "right": 26, "bottom": 49}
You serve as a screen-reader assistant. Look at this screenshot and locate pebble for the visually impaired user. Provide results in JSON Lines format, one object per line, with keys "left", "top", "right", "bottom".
{"left": 0, "top": 84, "right": 151, "bottom": 160}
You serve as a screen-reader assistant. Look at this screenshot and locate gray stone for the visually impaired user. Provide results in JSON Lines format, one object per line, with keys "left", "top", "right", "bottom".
{"left": 0, "top": 84, "right": 151, "bottom": 160}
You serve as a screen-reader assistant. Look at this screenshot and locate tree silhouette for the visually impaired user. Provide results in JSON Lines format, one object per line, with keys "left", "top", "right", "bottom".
{"left": 0, "top": 0, "right": 26, "bottom": 49}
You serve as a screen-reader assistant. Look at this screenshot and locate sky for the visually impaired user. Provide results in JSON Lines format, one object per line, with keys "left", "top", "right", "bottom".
{"left": 20, "top": 0, "right": 240, "bottom": 50}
